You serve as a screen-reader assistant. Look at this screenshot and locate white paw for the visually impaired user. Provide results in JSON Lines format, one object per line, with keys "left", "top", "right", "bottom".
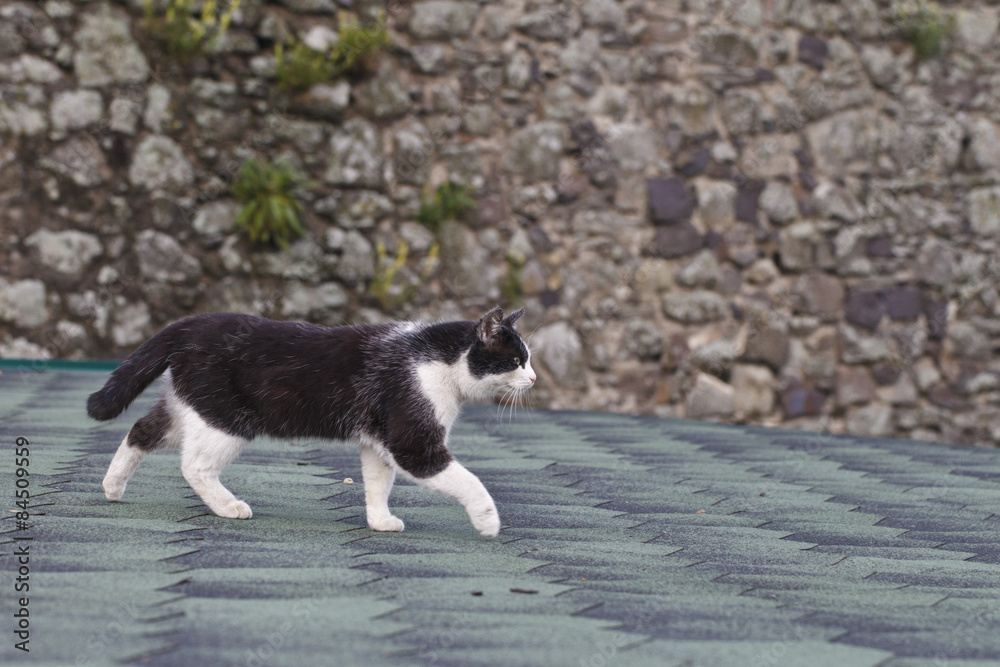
{"left": 103, "top": 478, "right": 126, "bottom": 502}
{"left": 368, "top": 514, "right": 405, "bottom": 532}
{"left": 215, "top": 500, "right": 253, "bottom": 519}
{"left": 470, "top": 505, "right": 500, "bottom": 537}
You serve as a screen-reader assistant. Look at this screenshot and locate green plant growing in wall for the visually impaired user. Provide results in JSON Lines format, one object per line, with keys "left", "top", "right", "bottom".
{"left": 274, "top": 11, "right": 389, "bottom": 93}
{"left": 231, "top": 158, "right": 311, "bottom": 249}
{"left": 417, "top": 183, "right": 478, "bottom": 234}
{"left": 499, "top": 255, "right": 525, "bottom": 307}
{"left": 892, "top": 0, "right": 955, "bottom": 59}
{"left": 370, "top": 239, "right": 439, "bottom": 311}
{"left": 144, "top": 0, "right": 241, "bottom": 61}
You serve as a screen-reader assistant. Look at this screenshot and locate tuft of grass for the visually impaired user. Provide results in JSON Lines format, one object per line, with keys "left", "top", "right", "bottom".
{"left": 417, "top": 183, "right": 477, "bottom": 234}
{"left": 892, "top": 0, "right": 955, "bottom": 60}
{"left": 499, "top": 256, "right": 525, "bottom": 307}
{"left": 274, "top": 11, "right": 389, "bottom": 93}
{"left": 231, "top": 158, "right": 311, "bottom": 249}
{"left": 144, "top": 0, "right": 240, "bottom": 61}
{"left": 370, "top": 239, "right": 439, "bottom": 311}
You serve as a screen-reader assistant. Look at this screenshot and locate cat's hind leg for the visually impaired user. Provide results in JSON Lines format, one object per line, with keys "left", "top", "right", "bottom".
{"left": 103, "top": 399, "right": 177, "bottom": 501}
{"left": 359, "top": 445, "right": 405, "bottom": 532}
{"left": 175, "top": 401, "right": 253, "bottom": 519}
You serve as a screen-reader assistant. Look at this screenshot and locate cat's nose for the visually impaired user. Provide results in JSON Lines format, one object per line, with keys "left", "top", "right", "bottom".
{"left": 528, "top": 374, "right": 536, "bottom": 384}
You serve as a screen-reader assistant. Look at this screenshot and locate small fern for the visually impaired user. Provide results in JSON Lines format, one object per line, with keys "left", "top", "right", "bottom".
{"left": 417, "top": 183, "right": 477, "bottom": 234}
{"left": 499, "top": 255, "right": 525, "bottom": 307}
{"left": 144, "top": 0, "right": 240, "bottom": 61}
{"left": 231, "top": 158, "right": 310, "bottom": 249}
{"left": 274, "top": 11, "right": 389, "bottom": 92}
{"left": 892, "top": 0, "right": 955, "bottom": 60}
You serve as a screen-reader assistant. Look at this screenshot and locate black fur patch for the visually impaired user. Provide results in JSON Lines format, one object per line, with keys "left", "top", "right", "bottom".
{"left": 127, "top": 399, "right": 172, "bottom": 451}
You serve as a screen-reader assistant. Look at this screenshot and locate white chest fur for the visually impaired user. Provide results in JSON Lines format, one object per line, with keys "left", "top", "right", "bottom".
{"left": 413, "top": 356, "right": 471, "bottom": 430}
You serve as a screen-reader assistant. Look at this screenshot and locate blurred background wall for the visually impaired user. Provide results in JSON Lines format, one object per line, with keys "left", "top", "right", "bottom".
{"left": 1, "top": 0, "right": 999, "bottom": 445}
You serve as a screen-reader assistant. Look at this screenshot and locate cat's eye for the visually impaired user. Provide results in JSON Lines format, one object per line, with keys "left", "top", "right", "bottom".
{"left": 513, "top": 357, "right": 521, "bottom": 366}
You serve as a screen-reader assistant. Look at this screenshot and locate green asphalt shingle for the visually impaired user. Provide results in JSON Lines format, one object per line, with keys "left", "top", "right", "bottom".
{"left": 1, "top": 364, "right": 999, "bottom": 666}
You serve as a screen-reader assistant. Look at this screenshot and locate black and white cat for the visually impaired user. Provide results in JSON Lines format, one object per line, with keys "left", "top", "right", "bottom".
{"left": 87, "top": 307, "right": 535, "bottom": 536}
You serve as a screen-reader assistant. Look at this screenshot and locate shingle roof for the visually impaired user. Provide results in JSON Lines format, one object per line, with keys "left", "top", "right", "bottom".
{"left": 1, "top": 363, "right": 999, "bottom": 666}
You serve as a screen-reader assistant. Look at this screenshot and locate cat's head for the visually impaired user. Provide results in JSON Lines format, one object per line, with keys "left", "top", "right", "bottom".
{"left": 466, "top": 306, "right": 536, "bottom": 398}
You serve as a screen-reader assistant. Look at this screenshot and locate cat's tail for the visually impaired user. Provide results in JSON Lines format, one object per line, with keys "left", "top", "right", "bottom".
{"left": 87, "top": 324, "right": 178, "bottom": 421}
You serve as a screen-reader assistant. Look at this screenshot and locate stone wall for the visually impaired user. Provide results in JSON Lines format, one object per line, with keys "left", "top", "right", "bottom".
{"left": 2, "top": 0, "right": 999, "bottom": 445}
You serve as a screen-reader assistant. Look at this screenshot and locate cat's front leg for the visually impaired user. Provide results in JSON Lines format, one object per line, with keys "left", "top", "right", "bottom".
{"left": 419, "top": 461, "right": 500, "bottom": 537}
{"left": 359, "top": 446, "right": 405, "bottom": 532}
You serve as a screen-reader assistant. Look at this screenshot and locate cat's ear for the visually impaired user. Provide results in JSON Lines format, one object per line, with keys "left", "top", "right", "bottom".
{"left": 501, "top": 308, "right": 524, "bottom": 329}
{"left": 476, "top": 306, "right": 504, "bottom": 345}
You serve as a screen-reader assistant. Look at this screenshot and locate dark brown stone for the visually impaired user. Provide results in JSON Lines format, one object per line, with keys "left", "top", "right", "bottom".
{"left": 677, "top": 148, "right": 711, "bottom": 177}
{"left": 798, "top": 34, "right": 828, "bottom": 70}
{"left": 886, "top": 285, "right": 921, "bottom": 321}
{"left": 647, "top": 223, "right": 704, "bottom": 258}
{"left": 927, "top": 383, "right": 967, "bottom": 410}
{"left": 867, "top": 236, "right": 893, "bottom": 258}
{"left": 872, "top": 362, "right": 901, "bottom": 386}
{"left": 924, "top": 299, "right": 947, "bottom": 340}
{"left": 647, "top": 177, "right": 693, "bottom": 225}
{"left": 742, "top": 326, "right": 790, "bottom": 372}
{"left": 844, "top": 289, "right": 885, "bottom": 331}
{"left": 734, "top": 180, "right": 764, "bottom": 223}
{"left": 781, "top": 385, "right": 826, "bottom": 417}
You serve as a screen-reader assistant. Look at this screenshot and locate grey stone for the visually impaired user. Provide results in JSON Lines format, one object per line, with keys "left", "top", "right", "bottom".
{"left": 581, "top": 0, "right": 625, "bottom": 29}
{"left": 73, "top": 7, "right": 149, "bottom": 87}
{"left": 111, "top": 301, "right": 151, "bottom": 347}
{"left": 25, "top": 230, "right": 102, "bottom": 277}
{"left": 955, "top": 7, "right": 999, "bottom": 52}
{"left": 609, "top": 124, "right": 658, "bottom": 172}
{"left": 962, "top": 372, "right": 1000, "bottom": 395}
{"left": 967, "top": 118, "right": 1000, "bottom": 171}
{"left": 839, "top": 324, "right": 891, "bottom": 364}
{"left": 700, "top": 30, "right": 758, "bottom": 68}
{"left": 503, "top": 122, "right": 567, "bottom": 181}
{"left": 860, "top": 45, "right": 901, "bottom": 91}
{"left": 192, "top": 200, "right": 241, "bottom": 245}
{"left": 325, "top": 119, "right": 382, "bottom": 187}
{"left": 437, "top": 221, "right": 495, "bottom": 299}
{"left": 18, "top": 54, "right": 62, "bottom": 83}
{"left": 109, "top": 97, "right": 140, "bottom": 134}
{"left": 916, "top": 239, "right": 954, "bottom": 286}
{"left": 647, "top": 177, "right": 693, "bottom": 224}
{"left": 662, "top": 291, "right": 728, "bottom": 323}
{"left": 411, "top": 44, "right": 448, "bottom": 74}
{"left": 691, "top": 339, "right": 737, "bottom": 376}
{"left": 561, "top": 31, "right": 601, "bottom": 72}
{"left": 720, "top": 88, "right": 763, "bottom": 135}
{"left": 886, "top": 286, "right": 922, "bottom": 322}
{"left": 399, "top": 222, "right": 436, "bottom": 254}
{"left": 368, "top": 62, "right": 410, "bottom": 119}
{"left": 394, "top": 120, "right": 433, "bottom": 185}
{"left": 201, "top": 278, "right": 267, "bottom": 315}
{"left": 533, "top": 322, "right": 587, "bottom": 389}
{"left": 696, "top": 180, "right": 737, "bottom": 231}
{"left": 967, "top": 186, "right": 1000, "bottom": 236}
{"left": 0, "top": 336, "right": 53, "bottom": 358}
{"left": 913, "top": 357, "right": 941, "bottom": 392}
{"left": 274, "top": 0, "right": 335, "bottom": 13}
{"left": 948, "top": 321, "right": 990, "bottom": 359}
{"left": 570, "top": 210, "right": 641, "bottom": 236}
{"left": 669, "top": 82, "right": 716, "bottom": 136}
{"left": 281, "top": 282, "right": 348, "bottom": 319}
{"left": 759, "top": 181, "right": 798, "bottom": 224}
{"left": 481, "top": 6, "right": 510, "bottom": 41}
{"left": 335, "top": 231, "right": 375, "bottom": 284}
{"left": 505, "top": 50, "right": 532, "bottom": 90}
{"left": 732, "top": 364, "right": 775, "bottom": 418}
{"left": 335, "top": 191, "right": 394, "bottom": 229}
{"left": 143, "top": 84, "right": 172, "bottom": 133}
{"left": 0, "top": 279, "right": 49, "bottom": 328}
{"left": 779, "top": 222, "right": 825, "bottom": 272}
{"left": 676, "top": 250, "right": 719, "bottom": 288}
{"left": 814, "top": 181, "right": 861, "bottom": 222}
{"left": 135, "top": 230, "right": 202, "bottom": 284}
{"left": 39, "top": 137, "right": 110, "bottom": 187}
{"left": 254, "top": 237, "right": 325, "bottom": 282}
{"left": 846, "top": 404, "right": 893, "bottom": 438}
{"left": 129, "top": 136, "right": 194, "bottom": 192}
{"left": 410, "top": 1, "right": 478, "bottom": 39}
{"left": 625, "top": 320, "right": 662, "bottom": 361}
{"left": 462, "top": 105, "right": 495, "bottom": 136}
{"left": 686, "top": 373, "right": 736, "bottom": 419}
{"left": 291, "top": 81, "right": 351, "bottom": 120}
{"left": 806, "top": 110, "right": 877, "bottom": 174}
{"left": 273, "top": 118, "right": 326, "bottom": 153}
{"left": 516, "top": 8, "right": 573, "bottom": 41}
{"left": 836, "top": 366, "right": 876, "bottom": 407}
